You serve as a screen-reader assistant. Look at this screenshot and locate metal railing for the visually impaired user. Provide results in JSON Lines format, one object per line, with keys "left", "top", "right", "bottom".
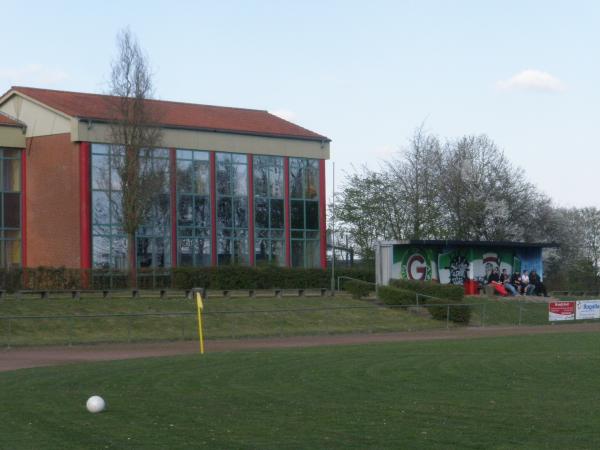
{"left": 0, "top": 300, "right": 587, "bottom": 348}
{"left": 550, "top": 290, "right": 600, "bottom": 298}
{"left": 336, "top": 276, "right": 376, "bottom": 292}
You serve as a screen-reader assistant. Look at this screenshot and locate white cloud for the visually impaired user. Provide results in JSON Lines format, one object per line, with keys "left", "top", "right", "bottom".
{"left": 0, "top": 64, "right": 68, "bottom": 86}
{"left": 496, "top": 69, "right": 565, "bottom": 93}
{"left": 270, "top": 109, "right": 297, "bottom": 122}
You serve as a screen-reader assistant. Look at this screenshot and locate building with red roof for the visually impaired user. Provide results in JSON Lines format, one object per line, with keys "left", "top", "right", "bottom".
{"left": 0, "top": 86, "right": 330, "bottom": 271}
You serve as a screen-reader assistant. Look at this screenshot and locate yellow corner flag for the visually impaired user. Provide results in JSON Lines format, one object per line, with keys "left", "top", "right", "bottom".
{"left": 195, "top": 290, "right": 205, "bottom": 354}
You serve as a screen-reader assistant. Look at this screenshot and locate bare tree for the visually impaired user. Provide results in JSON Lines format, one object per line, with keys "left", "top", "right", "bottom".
{"left": 334, "top": 128, "right": 559, "bottom": 261}
{"left": 107, "top": 28, "right": 165, "bottom": 286}
{"left": 386, "top": 127, "right": 444, "bottom": 239}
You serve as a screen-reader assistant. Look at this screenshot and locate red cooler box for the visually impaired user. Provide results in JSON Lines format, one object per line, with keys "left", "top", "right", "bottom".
{"left": 464, "top": 279, "right": 479, "bottom": 295}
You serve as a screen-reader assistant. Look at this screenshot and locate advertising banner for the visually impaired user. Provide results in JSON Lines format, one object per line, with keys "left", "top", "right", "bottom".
{"left": 575, "top": 300, "right": 600, "bottom": 320}
{"left": 548, "top": 301, "right": 575, "bottom": 321}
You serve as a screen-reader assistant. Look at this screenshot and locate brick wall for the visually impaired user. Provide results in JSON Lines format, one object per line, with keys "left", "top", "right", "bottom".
{"left": 25, "top": 133, "right": 81, "bottom": 268}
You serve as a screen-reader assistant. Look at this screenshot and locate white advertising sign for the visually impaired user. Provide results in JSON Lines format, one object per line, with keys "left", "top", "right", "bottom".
{"left": 575, "top": 300, "right": 600, "bottom": 320}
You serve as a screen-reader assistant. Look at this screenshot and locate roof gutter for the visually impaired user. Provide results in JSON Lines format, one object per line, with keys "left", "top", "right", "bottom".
{"left": 77, "top": 117, "right": 331, "bottom": 143}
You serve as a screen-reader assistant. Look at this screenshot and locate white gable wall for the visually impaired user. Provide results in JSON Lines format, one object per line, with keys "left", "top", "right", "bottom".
{"left": 0, "top": 95, "right": 71, "bottom": 137}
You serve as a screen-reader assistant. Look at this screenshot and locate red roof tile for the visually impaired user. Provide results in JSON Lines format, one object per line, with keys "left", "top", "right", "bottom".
{"left": 8, "top": 86, "right": 329, "bottom": 142}
{"left": 0, "top": 111, "right": 24, "bottom": 127}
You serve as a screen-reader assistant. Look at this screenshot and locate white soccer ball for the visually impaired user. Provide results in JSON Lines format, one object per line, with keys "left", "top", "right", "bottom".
{"left": 86, "top": 395, "right": 106, "bottom": 413}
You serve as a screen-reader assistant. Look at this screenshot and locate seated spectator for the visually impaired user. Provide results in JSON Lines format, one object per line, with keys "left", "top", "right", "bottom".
{"left": 529, "top": 270, "right": 548, "bottom": 297}
{"left": 487, "top": 267, "right": 500, "bottom": 284}
{"left": 510, "top": 271, "right": 522, "bottom": 294}
{"left": 500, "top": 268, "right": 518, "bottom": 296}
{"left": 520, "top": 270, "right": 530, "bottom": 295}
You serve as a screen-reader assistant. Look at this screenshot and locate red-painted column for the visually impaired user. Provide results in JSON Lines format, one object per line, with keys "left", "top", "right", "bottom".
{"left": 169, "top": 148, "right": 178, "bottom": 267}
{"left": 284, "top": 157, "right": 291, "bottom": 267}
{"left": 247, "top": 154, "right": 255, "bottom": 266}
{"left": 319, "top": 159, "right": 327, "bottom": 269}
{"left": 210, "top": 152, "right": 217, "bottom": 266}
{"left": 20, "top": 148, "right": 27, "bottom": 268}
{"left": 79, "top": 142, "right": 92, "bottom": 271}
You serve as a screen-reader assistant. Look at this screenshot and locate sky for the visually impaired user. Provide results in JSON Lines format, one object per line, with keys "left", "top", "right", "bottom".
{"left": 2, "top": 0, "right": 599, "bottom": 208}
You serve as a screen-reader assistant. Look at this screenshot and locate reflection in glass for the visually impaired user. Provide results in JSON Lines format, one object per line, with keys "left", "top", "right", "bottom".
{"left": 270, "top": 199, "right": 284, "bottom": 229}
{"left": 93, "top": 236, "right": 110, "bottom": 268}
{"left": 271, "top": 240, "right": 284, "bottom": 266}
{"left": 177, "top": 159, "right": 193, "bottom": 193}
{"left": 291, "top": 240, "right": 304, "bottom": 268}
{"left": 5, "top": 238, "right": 20, "bottom": 267}
{"left": 291, "top": 201, "right": 304, "bottom": 229}
{"left": 93, "top": 192, "right": 110, "bottom": 224}
{"left": 178, "top": 195, "right": 193, "bottom": 226}
{"left": 254, "top": 165, "right": 268, "bottom": 196}
{"left": 92, "top": 154, "right": 109, "bottom": 190}
{"left": 306, "top": 201, "right": 319, "bottom": 230}
{"left": 255, "top": 198, "right": 268, "bottom": 228}
{"left": 287, "top": 158, "right": 321, "bottom": 268}
{"left": 91, "top": 143, "right": 169, "bottom": 269}
{"left": 3, "top": 193, "right": 19, "bottom": 228}
{"left": 194, "top": 197, "right": 210, "bottom": 227}
{"left": 3, "top": 158, "right": 20, "bottom": 192}
{"left": 195, "top": 161, "right": 210, "bottom": 195}
{"left": 233, "top": 197, "right": 248, "bottom": 228}
{"left": 290, "top": 159, "right": 303, "bottom": 198}
{"left": 217, "top": 197, "right": 232, "bottom": 227}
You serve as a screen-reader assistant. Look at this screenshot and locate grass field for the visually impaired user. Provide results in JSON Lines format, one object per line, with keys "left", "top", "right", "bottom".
{"left": 464, "top": 296, "right": 549, "bottom": 326}
{"left": 1, "top": 293, "right": 590, "bottom": 347}
{"left": 1, "top": 332, "right": 599, "bottom": 449}
{"left": 0, "top": 295, "right": 444, "bottom": 346}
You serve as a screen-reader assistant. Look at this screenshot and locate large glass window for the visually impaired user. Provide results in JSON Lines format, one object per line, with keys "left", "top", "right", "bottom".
{"left": 176, "top": 149, "right": 211, "bottom": 266}
{"left": 0, "top": 148, "right": 21, "bottom": 268}
{"left": 253, "top": 155, "right": 284, "bottom": 266}
{"left": 289, "top": 158, "right": 320, "bottom": 268}
{"left": 216, "top": 153, "right": 248, "bottom": 265}
{"left": 91, "top": 144, "right": 170, "bottom": 269}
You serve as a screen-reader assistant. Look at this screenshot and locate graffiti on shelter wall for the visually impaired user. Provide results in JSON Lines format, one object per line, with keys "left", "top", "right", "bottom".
{"left": 391, "top": 244, "right": 543, "bottom": 285}
{"left": 438, "top": 249, "right": 516, "bottom": 284}
{"left": 392, "top": 247, "right": 437, "bottom": 281}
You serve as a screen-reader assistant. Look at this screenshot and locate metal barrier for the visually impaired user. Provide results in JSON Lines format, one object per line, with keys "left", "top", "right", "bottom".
{"left": 550, "top": 290, "right": 600, "bottom": 298}
{"left": 336, "top": 276, "right": 376, "bottom": 292}
{"left": 0, "top": 300, "right": 573, "bottom": 348}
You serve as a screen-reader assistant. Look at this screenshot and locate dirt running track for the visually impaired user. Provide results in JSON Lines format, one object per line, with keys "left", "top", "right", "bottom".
{"left": 2, "top": 323, "right": 600, "bottom": 373}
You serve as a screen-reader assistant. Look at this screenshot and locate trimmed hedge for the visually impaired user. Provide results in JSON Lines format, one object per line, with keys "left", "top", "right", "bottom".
{"left": 423, "top": 300, "right": 471, "bottom": 324}
{"left": 344, "top": 280, "right": 374, "bottom": 299}
{"left": 390, "top": 279, "right": 464, "bottom": 302}
{"left": 377, "top": 286, "right": 417, "bottom": 306}
{"left": 0, "top": 266, "right": 375, "bottom": 291}
{"left": 0, "top": 269, "right": 23, "bottom": 293}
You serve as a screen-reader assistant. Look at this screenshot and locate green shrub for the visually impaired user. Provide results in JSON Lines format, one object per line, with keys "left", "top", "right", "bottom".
{"left": 171, "top": 266, "right": 331, "bottom": 289}
{"left": 334, "top": 267, "right": 375, "bottom": 284}
{"left": 390, "top": 279, "right": 464, "bottom": 302}
{"left": 0, "top": 265, "right": 375, "bottom": 291}
{"left": 424, "top": 300, "right": 471, "bottom": 324}
{"left": 386, "top": 279, "right": 470, "bottom": 324}
{"left": 0, "top": 269, "right": 23, "bottom": 293}
{"left": 344, "top": 280, "right": 374, "bottom": 299}
{"left": 378, "top": 286, "right": 417, "bottom": 306}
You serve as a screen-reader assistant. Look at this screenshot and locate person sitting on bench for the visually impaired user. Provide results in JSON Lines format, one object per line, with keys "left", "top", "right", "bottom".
{"left": 529, "top": 270, "right": 548, "bottom": 297}
{"left": 500, "top": 268, "right": 518, "bottom": 296}
{"left": 488, "top": 267, "right": 500, "bottom": 283}
{"left": 510, "top": 271, "right": 522, "bottom": 295}
{"left": 488, "top": 267, "right": 509, "bottom": 296}
{"left": 520, "top": 270, "right": 531, "bottom": 295}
